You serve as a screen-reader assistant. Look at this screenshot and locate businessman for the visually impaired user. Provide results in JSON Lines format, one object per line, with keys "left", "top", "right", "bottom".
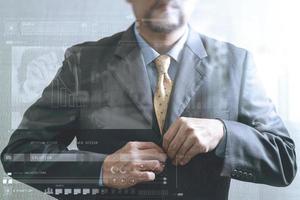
{"left": 1, "top": 0, "right": 297, "bottom": 199}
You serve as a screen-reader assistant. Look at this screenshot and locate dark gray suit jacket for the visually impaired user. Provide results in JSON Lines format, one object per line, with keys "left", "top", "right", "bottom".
{"left": 1, "top": 25, "right": 297, "bottom": 200}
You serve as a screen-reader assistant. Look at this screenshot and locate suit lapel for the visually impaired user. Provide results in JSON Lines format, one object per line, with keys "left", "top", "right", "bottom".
{"left": 108, "top": 25, "right": 153, "bottom": 125}
{"left": 164, "top": 28, "right": 209, "bottom": 132}
{"left": 106, "top": 25, "right": 209, "bottom": 131}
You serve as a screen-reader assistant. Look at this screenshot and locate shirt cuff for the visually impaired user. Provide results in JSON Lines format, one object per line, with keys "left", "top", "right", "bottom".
{"left": 214, "top": 118, "right": 227, "bottom": 158}
{"left": 99, "top": 165, "right": 104, "bottom": 187}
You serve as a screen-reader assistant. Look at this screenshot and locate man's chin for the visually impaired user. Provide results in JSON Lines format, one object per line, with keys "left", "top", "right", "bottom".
{"left": 144, "top": 15, "right": 183, "bottom": 33}
{"left": 147, "top": 22, "right": 181, "bottom": 33}
{"left": 142, "top": 8, "right": 184, "bottom": 33}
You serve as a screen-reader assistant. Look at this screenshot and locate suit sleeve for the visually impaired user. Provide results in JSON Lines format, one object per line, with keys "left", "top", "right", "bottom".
{"left": 1, "top": 48, "right": 106, "bottom": 191}
{"left": 220, "top": 51, "right": 297, "bottom": 186}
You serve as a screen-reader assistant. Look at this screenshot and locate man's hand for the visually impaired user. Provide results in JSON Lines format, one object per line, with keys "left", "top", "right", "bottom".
{"left": 163, "top": 117, "right": 224, "bottom": 166}
{"left": 102, "top": 142, "right": 167, "bottom": 189}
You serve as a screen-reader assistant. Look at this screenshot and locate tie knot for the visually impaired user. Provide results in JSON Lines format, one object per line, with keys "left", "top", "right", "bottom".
{"left": 155, "top": 55, "right": 171, "bottom": 74}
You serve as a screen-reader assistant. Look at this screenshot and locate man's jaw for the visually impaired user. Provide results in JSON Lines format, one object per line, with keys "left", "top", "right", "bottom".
{"left": 142, "top": 7, "right": 184, "bottom": 33}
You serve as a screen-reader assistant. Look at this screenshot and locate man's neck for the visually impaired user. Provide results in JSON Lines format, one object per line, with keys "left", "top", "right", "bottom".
{"left": 137, "top": 24, "right": 187, "bottom": 54}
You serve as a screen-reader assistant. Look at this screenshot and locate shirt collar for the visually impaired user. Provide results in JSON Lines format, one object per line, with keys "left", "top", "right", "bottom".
{"left": 134, "top": 23, "right": 189, "bottom": 65}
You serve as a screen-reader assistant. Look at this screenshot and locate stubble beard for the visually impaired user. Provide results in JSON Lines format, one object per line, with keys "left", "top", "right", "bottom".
{"left": 142, "top": 1, "right": 185, "bottom": 34}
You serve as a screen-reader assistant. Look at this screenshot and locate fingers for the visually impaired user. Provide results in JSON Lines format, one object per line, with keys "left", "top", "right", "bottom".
{"left": 104, "top": 160, "right": 163, "bottom": 188}
{"left": 122, "top": 162, "right": 160, "bottom": 186}
{"left": 103, "top": 171, "right": 156, "bottom": 188}
{"left": 139, "top": 149, "right": 167, "bottom": 163}
{"left": 163, "top": 118, "right": 181, "bottom": 150}
{"left": 179, "top": 145, "right": 199, "bottom": 166}
{"left": 135, "top": 142, "right": 164, "bottom": 152}
{"left": 119, "top": 158, "right": 165, "bottom": 176}
{"left": 117, "top": 160, "right": 165, "bottom": 179}
{"left": 134, "top": 171, "right": 156, "bottom": 183}
{"left": 175, "top": 135, "right": 195, "bottom": 165}
{"left": 131, "top": 160, "right": 165, "bottom": 173}
{"left": 167, "top": 124, "right": 188, "bottom": 160}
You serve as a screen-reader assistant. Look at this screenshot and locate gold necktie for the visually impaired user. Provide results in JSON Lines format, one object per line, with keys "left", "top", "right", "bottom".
{"left": 154, "top": 55, "right": 173, "bottom": 134}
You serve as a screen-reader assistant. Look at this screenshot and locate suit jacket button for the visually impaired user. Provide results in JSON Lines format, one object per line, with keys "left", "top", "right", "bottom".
{"left": 246, "top": 173, "right": 254, "bottom": 180}
{"left": 236, "top": 170, "right": 242, "bottom": 178}
{"left": 232, "top": 169, "right": 238, "bottom": 177}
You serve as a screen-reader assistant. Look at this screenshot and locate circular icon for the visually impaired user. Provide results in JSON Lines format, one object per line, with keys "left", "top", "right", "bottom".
{"left": 119, "top": 168, "right": 127, "bottom": 174}
{"left": 110, "top": 166, "right": 119, "bottom": 174}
